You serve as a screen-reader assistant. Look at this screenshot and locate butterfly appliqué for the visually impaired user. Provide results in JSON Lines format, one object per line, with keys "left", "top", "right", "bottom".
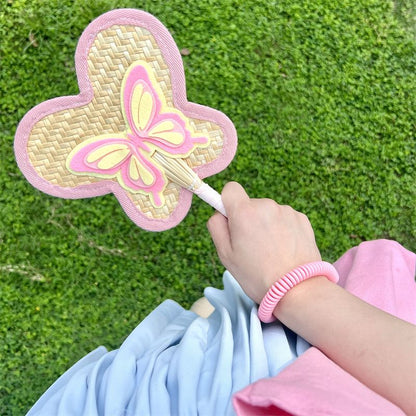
{"left": 66, "top": 61, "right": 208, "bottom": 207}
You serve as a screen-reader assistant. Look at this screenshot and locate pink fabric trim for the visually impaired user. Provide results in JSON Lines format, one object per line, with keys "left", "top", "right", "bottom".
{"left": 234, "top": 240, "right": 416, "bottom": 415}
{"left": 14, "top": 9, "right": 237, "bottom": 231}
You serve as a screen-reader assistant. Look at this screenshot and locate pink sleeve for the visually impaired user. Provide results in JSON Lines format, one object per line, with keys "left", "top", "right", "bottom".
{"left": 233, "top": 239, "right": 416, "bottom": 416}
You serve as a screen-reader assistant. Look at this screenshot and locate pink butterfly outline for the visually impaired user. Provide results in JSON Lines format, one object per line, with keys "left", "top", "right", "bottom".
{"left": 66, "top": 61, "right": 208, "bottom": 207}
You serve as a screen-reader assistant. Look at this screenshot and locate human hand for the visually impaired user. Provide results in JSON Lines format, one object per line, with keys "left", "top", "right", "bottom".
{"left": 207, "top": 182, "right": 322, "bottom": 304}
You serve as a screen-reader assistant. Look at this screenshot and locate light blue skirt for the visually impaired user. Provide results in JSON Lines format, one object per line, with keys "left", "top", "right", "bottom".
{"left": 27, "top": 272, "right": 309, "bottom": 416}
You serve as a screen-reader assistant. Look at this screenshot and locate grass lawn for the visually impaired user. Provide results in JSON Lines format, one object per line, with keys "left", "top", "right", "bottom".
{"left": 1, "top": 0, "right": 415, "bottom": 413}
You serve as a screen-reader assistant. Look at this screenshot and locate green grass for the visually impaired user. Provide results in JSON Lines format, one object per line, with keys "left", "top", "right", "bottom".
{"left": 1, "top": 0, "right": 415, "bottom": 413}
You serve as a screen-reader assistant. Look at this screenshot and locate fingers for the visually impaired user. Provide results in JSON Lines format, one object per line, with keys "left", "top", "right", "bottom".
{"left": 207, "top": 211, "right": 231, "bottom": 262}
{"left": 207, "top": 182, "right": 251, "bottom": 263}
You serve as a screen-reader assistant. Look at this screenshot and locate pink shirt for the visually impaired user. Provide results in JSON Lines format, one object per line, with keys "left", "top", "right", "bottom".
{"left": 233, "top": 240, "right": 416, "bottom": 415}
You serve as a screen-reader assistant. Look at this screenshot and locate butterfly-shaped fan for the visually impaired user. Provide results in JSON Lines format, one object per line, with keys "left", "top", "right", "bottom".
{"left": 15, "top": 9, "right": 237, "bottom": 231}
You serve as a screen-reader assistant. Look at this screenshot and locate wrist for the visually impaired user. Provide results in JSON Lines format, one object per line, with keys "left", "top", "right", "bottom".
{"left": 273, "top": 275, "right": 331, "bottom": 320}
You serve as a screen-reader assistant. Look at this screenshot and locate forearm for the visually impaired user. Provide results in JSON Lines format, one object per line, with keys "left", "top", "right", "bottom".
{"left": 275, "top": 277, "right": 416, "bottom": 415}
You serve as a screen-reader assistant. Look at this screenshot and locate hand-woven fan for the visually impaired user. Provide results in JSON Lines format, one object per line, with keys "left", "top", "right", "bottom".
{"left": 14, "top": 9, "right": 237, "bottom": 231}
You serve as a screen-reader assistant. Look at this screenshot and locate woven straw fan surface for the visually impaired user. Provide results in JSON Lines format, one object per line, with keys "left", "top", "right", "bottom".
{"left": 15, "top": 9, "right": 237, "bottom": 231}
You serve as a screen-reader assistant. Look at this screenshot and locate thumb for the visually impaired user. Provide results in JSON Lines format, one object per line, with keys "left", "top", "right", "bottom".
{"left": 221, "top": 181, "right": 250, "bottom": 217}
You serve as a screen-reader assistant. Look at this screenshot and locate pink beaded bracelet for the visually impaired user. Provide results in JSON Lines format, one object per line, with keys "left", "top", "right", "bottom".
{"left": 258, "top": 261, "right": 339, "bottom": 323}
